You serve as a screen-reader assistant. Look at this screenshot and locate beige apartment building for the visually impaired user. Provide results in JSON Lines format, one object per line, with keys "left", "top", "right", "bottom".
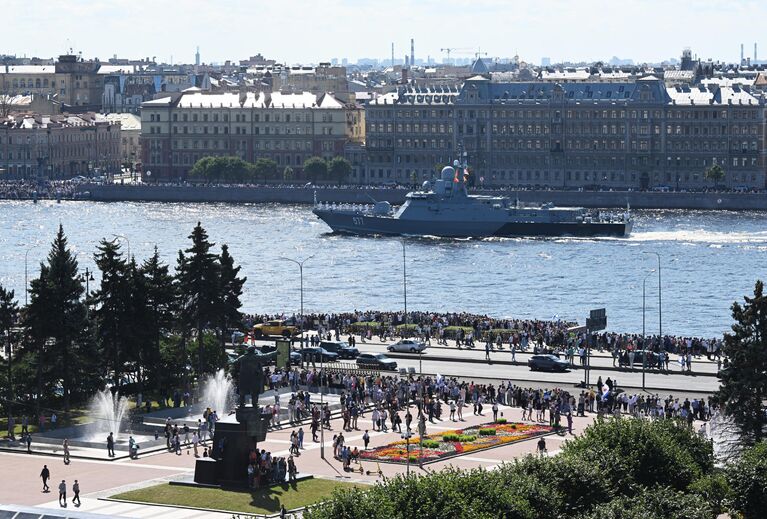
{"left": 104, "top": 113, "right": 142, "bottom": 169}
{"left": 140, "top": 90, "right": 363, "bottom": 179}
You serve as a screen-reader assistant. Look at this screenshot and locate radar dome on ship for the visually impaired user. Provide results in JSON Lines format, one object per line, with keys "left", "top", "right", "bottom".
{"left": 441, "top": 166, "right": 455, "bottom": 181}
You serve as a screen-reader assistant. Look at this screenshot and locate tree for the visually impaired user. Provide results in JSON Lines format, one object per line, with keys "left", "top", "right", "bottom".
{"left": 253, "top": 158, "right": 278, "bottom": 181}
{"left": 139, "top": 247, "right": 177, "bottom": 392}
{"left": 716, "top": 280, "right": 767, "bottom": 446}
{"left": 190, "top": 156, "right": 256, "bottom": 183}
{"left": 24, "top": 225, "right": 90, "bottom": 414}
{"left": 726, "top": 441, "right": 767, "bottom": 519}
{"left": 434, "top": 163, "right": 446, "bottom": 176}
{"left": 217, "top": 244, "right": 246, "bottom": 355}
{"left": 176, "top": 222, "right": 221, "bottom": 377}
{"left": 585, "top": 487, "right": 712, "bottom": 519}
{"left": 704, "top": 163, "right": 725, "bottom": 188}
{"left": 92, "top": 238, "right": 130, "bottom": 389}
{"left": 303, "top": 156, "right": 327, "bottom": 182}
{"left": 327, "top": 157, "right": 352, "bottom": 184}
{"left": 0, "top": 284, "right": 18, "bottom": 420}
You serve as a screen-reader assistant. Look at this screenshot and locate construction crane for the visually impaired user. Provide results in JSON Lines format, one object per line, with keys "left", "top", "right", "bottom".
{"left": 440, "top": 47, "right": 488, "bottom": 65}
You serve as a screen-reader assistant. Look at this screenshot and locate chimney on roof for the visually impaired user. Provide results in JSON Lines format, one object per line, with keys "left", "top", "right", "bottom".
{"left": 755, "top": 42, "right": 758, "bottom": 62}
{"left": 411, "top": 38, "right": 415, "bottom": 67}
{"left": 741, "top": 43, "right": 745, "bottom": 65}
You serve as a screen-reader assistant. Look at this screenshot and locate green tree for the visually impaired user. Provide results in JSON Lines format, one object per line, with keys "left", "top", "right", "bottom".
{"left": 217, "top": 244, "right": 246, "bottom": 354}
{"left": 585, "top": 487, "right": 712, "bottom": 519}
{"left": 716, "top": 280, "right": 767, "bottom": 446}
{"left": 726, "top": 441, "right": 767, "bottom": 519}
{"left": 24, "top": 225, "right": 91, "bottom": 414}
{"left": 92, "top": 238, "right": 131, "bottom": 388}
{"left": 176, "top": 222, "right": 221, "bottom": 377}
{"left": 190, "top": 156, "right": 255, "bottom": 183}
{"left": 0, "top": 284, "right": 19, "bottom": 420}
{"left": 704, "top": 163, "right": 725, "bottom": 188}
{"left": 327, "top": 156, "right": 352, "bottom": 184}
{"left": 303, "top": 156, "right": 327, "bottom": 182}
{"left": 139, "top": 247, "right": 177, "bottom": 392}
{"left": 253, "top": 158, "right": 278, "bottom": 181}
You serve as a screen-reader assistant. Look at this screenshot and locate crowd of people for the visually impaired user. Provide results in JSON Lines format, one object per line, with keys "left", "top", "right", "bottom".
{"left": 0, "top": 180, "right": 80, "bottom": 200}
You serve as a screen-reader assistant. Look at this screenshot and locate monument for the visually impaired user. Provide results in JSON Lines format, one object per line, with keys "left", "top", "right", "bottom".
{"left": 194, "top": 346, "right": 277, "bottom": 487}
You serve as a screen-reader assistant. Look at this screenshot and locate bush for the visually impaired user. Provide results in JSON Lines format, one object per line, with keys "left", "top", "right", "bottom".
{"left": 688, "top": 472, "right": 731, "bottom": 517}
{"left": 561, "top": 418, "right": 714, "bottom": 493}
{"left": 442, "top": 433, "right": 476, "bottom": 443}
{"left": 442, "top": 433, "right": 459, "bottom": 442}
{"left": 422, "top": 439, "right": 440, "bottom": 449}
{"left": 585, "top": 486, "right": 712, "bottom": 519}
{"left": 479, "top": 428, "right": 496, "bottom": 436}
{"left": 726, "top": 441, "right": 767, "bottom": 519}
{"left": 496, "top": 418, "right": 508, "bottom": 424}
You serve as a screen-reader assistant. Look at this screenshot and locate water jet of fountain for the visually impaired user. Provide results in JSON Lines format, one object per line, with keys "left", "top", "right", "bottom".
{"left": 202, "top": 368, "right": 234, "bottom": 416}
{"left": 87, "top": 388, "right": 129, "bottom": 441}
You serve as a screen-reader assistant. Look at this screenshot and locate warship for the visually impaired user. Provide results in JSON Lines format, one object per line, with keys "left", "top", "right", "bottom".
{"left": 313, "top": 159, "right": 632, "bottom": 238}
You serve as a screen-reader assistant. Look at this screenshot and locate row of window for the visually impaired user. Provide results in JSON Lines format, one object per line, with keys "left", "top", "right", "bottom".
{"left": 148, "top": 112, "right": 339, "bottom": 123}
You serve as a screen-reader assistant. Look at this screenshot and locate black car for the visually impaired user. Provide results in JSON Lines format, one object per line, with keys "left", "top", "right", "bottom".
{"left": 299, "top": 347, "right": 339, "bottom": 363}
{"left": 319, "top": 340, "right": 360, "bottom": 359}
{"left": 528, "top": 354, "right": 570, "bottom": 372}
{"left": 356, "top": 352, "right": 398, "bottom": 371}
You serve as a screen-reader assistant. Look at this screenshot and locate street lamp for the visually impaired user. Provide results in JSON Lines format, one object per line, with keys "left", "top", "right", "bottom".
{"left": 80, "top": 267, "right": 95, "bottom": 296}
{"left": 401, "top": 429, "right": 413, "bottom": 476}
{"left": 400, "top": 240, "right": 407, "bottom": 326}
{"left": 279, "top": 254, "right": 315, "bottom": 360}
{"left": 24, "top": 243, "right": 41, "bottom": 306}
{"left": 642, "top": 252, "right": 662, "bottom": 339}
{"left": 111, "top": 234, "right": 131, "bottom": 260}
{"left": 642, "top": 269, "right": 656, "bottom": 391}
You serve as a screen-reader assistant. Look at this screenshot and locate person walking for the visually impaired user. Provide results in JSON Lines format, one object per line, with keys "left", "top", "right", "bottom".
{"left": 363, "top": 430, "right": 370, "bottom": 450}
{"left": 106, "top": 432, "right": 115, "bottom": 457}
{"left": 26, "top": 432, "right": 32, "bottom": 454}
{"left": 58, "top": 479, "right": 67, "bottom": 507}
{"left": 63, "top": 439, "right": 71, "bottom": 464}
{"left": 492, "top": 401, "right": 499, "bottom": 422}
{"left": 40, "top": 465, "right": 50, "bottom": 492}
{"left": 72, "top": 480, "right": 81, "bottom": 506}
{"left": 485, "top": 341, "right": 491, "bottom": 362}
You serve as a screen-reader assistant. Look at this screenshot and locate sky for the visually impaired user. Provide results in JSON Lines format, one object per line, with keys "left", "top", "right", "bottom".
{"left": 4, "top": 0, "right": 766, "bottom": 66}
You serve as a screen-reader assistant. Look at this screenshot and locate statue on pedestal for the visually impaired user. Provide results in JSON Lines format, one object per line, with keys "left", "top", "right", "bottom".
{"left": 233, "top": 345, "right": 277, "bottom": 407}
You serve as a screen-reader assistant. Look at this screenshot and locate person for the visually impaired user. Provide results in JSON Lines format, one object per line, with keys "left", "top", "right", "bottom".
{"left": 107, "top": 432, "right": 115, "bottom": 457}
{"left": 280, "top": 504, "right": 288, "bottom": 519}
{"left": 72, "top": 480, "right": 81, "bottom": 506}
{"left": 40, "top": 464, "right": 50, "bottom": 492}
{"left": 26, "top": 432, "right": 32, "bottom": 454}
{"left": 287, "top": 455, "right": 297, "bottom": 482}
{"left": 7, "top": 414, "right": 15, "bottom": 441}
{"left": 192, "top": 431, "right": 199, "bottom": 457}
{"left": 58, "top": 479, "right": 67, "bottom": 507}
{"left": 63, "top": 439, "right": 71, "bottom": 464}
{"left": 363, "top": 430, "right": 370, "bottom": 450}
{"left": 536, "top": 437, "right": 547, "bottom": 455}
{"left": 51, "top": 412, "right": 57, "bottom": 430}
{"left": 492, "top": 401, "right": 499, "bottom": 422}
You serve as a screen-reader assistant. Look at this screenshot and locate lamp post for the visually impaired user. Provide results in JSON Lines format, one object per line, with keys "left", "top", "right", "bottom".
{"left": 642, "top": 269, "right": 656, "bottom": 391}
{"left": 402, "top": 429, "right": 413, "bottom": 476}
{"left": 400, "top": 240, "right": 407, "bottom": 326}
{"left": 111, "top": 234, "right": 131, "bottom": 260}
{"left": 80, "top": 267, "right": 95, "bottom": 296}
{"left": 320, "top": 351, "right": 325, "bottom": 459}
{"left": 280, "top": 255, "right": 315, "bottom": 363}
{"left": 24, "top": 243, "right": 41, "bottom": 306}
{"left": 642, "top": 252, "right": 662, "bottom": 340}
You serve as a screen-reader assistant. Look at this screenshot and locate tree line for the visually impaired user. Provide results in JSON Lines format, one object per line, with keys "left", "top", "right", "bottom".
{"left": 0, "top": 222, "right": 245, "bottom": 417}
{"left": 189, "top": 155, "right": 352, "bottom": 183}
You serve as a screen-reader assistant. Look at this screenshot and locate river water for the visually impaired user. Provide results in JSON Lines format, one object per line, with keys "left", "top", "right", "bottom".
{"left": 1, "top": 201, "right": 765, "bottom": 338}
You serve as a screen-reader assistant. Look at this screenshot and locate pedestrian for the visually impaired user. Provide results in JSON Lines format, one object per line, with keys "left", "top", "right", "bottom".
{"left": 40, "top": 464, "right": 50, "bottom": 492}
{"left": 363, "top": 430, "right": 370, "bottom": 450}
{"left": 485, "top": 341, "right": 491, "bottom": 362}
{"left": 536, "top": 437, "right": 547, "bottom": 455}
{"left": 107, "top": 432, "right": 115, "bottom": 457}
{"left": 26, "top": 432, "right": 32, "bottom": 454}
{"left": 72, "top": 480, "right": 81, "bottom": 506}
{"left": 58, "top": 479, "right": 67, "bottom": 507}
{"left": 51, "top": 412, "right": 57, "bottom": 430}
{"left": 492, "top": 402, "right": 499, "bottom": 422}
{"left": 63, "top": 439, "right": 71, "bottom": 464}
{"left": 192, "top": 432, "right": 199, "bottom": 457}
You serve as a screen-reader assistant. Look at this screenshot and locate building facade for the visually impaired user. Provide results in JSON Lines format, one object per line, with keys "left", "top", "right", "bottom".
{"left": 361, "top": 77, "right": 767, "bottom": 190}
{"left": 104, "top": 113, "right": 142, "bottom": 169}
{"left": 140, "top": 90, "right": 363, "bottom": 180}
{"left": 0, "top": 112, "right": 121, "bottom": 179}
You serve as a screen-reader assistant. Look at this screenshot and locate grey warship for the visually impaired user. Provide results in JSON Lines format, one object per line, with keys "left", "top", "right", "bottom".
{"left": 313, "top": 160, "right": 632, "bottom": 238}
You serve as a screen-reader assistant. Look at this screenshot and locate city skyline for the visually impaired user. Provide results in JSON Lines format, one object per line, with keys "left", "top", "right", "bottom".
{"left": 4, "top": 0, "right": 766, "bottom": 66}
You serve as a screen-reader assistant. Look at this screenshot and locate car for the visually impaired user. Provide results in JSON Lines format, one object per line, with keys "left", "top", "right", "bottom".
{"left": 299, "top": 347, "right": 339, "bottom": 363}
{"left": 356, "top": 352, "right": 398, "bottom": 371}
{"left": 252, "top": 320, "right": 298, "bottom": 339}
{"left": 229, "top": 347, "right": 301, "bottom": 366}
{"left": 387, "top": 339, "right": 427, "bottom": 353}
{"left": 528, "top": 354, "right": 570, "bottom": 372}
{"left": 319, "top": 340, "right": 359, "bottom": 359}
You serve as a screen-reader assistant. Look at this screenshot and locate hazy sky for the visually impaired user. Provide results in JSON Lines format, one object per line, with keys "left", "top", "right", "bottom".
{"left": 4, "top": 0, "right": 765, "bottom": 65}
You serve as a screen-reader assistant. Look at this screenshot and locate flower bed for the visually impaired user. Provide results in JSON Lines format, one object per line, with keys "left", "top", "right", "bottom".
{"left": 359, "top": 422, "right": 554, "bottom": 464}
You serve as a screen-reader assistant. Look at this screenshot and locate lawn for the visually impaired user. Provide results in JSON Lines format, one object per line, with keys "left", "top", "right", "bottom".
{"left": 360, "top": 421, "right": 554, "bottom": 464}
{"left": 110, "top": 478, "right": 368, "bottom": 515}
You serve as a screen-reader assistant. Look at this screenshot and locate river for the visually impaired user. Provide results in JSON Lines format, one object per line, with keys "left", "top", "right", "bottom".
{"left": 0, "top": 201, "right": 765, "bottom": 338}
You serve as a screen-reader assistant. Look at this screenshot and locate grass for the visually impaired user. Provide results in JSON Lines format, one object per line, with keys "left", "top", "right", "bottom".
{"left": 110, "top": 478, "right": 368, "bottom": 515}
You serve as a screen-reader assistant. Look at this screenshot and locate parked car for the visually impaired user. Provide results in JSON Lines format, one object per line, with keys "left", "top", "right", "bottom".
{"left": 299, "top": 347, "right": 339, "bottom": 363}
{"left": 356, "top": 352, "right": 398, "bottom": 371}
{"left": 387, "top": 339, "right": 428, "bottom": 353}
{"left": 619, "top": 350, "right": 660, "bottom": 369}
{"left": 319, "top": 340, "right": 359, "bottom": 359}
{"left": 528, "top": 354, "right": 570, "bottom": 372}
{"left": 252, "top": 320, "right": 297, "bottom": 339}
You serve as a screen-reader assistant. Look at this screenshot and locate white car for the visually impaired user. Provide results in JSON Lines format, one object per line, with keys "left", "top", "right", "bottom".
{"left": 387, "top": 339, "right": 427, "bottom": 353}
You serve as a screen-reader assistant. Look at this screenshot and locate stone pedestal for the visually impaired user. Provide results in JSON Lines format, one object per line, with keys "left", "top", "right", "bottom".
{"left": 193, "top": 405, "right": 272, "bottom": 487}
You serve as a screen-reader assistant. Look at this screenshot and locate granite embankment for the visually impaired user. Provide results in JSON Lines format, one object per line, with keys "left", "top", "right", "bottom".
{"left": 78, "top": 184, "right": 767, "bottom": 210}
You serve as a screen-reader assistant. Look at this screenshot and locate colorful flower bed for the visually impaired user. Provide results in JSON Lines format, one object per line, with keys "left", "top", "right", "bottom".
{"left": 359, "top": 421, "right": 554, "bottom": 464}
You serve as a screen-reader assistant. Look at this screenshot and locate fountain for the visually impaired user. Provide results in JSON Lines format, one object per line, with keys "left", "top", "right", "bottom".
{"left": 86, "top": 388, "right": 129, "bottom": 441}
{"left": 202, "top": 368, "right": 234, "bottom": 416}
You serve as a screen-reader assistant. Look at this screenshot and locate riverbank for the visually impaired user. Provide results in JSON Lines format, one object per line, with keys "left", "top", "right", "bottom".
{"left": 76, "top": 184, "right": 767, "bottom": 210}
